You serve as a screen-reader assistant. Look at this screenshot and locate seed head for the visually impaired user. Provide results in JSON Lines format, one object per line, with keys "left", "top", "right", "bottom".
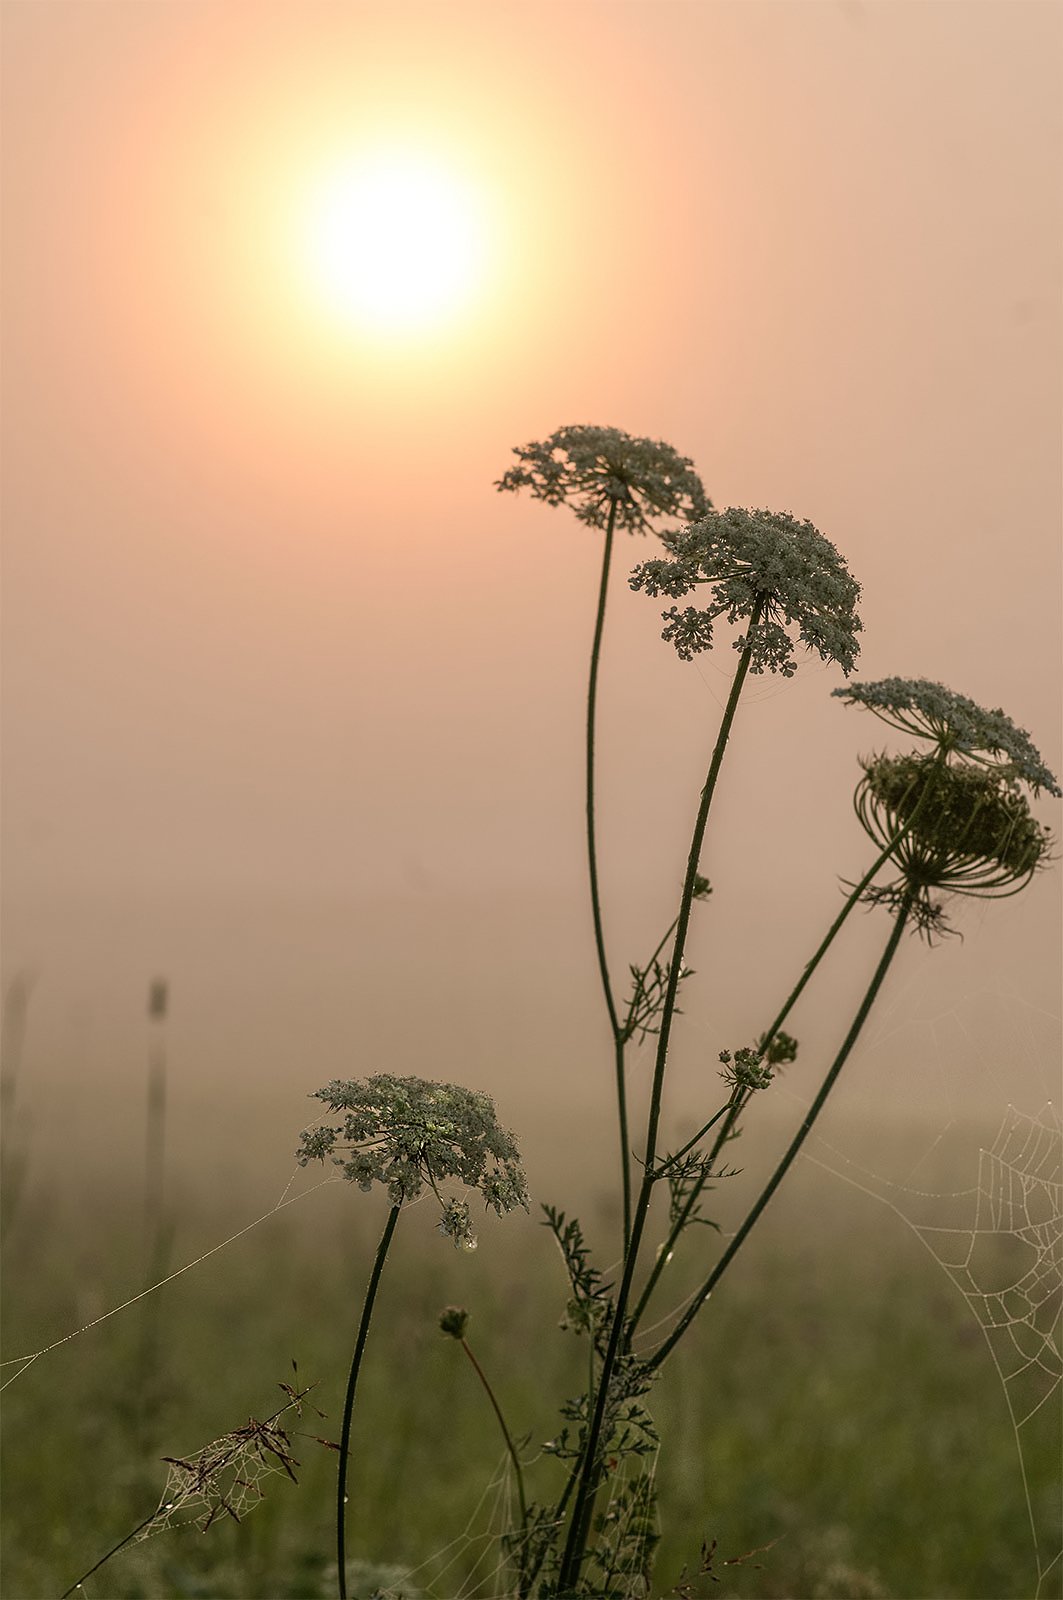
{"left": 631, "top": 507, "right": 862, "bottom": 675}
{"left": 832, "top": 677, "right": 1060, "bottom": 797}
{"left": 854, "top": 752, "right": 1055, "bottom": 939}
{"left": 297, "top": 1075, "right": 528, "bottom": 1247}
{"left": 496, "top": 424, "right": 710, "bottom": 535}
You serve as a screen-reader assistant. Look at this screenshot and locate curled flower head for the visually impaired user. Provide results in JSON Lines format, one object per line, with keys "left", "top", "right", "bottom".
{"left": 297, "top": 1075, "right": 528, "bottom": 1246}
{"left": 496, "top": 424, "right": 710, "bottom": 535}
{"left": 833, "top": 677, "right": 1061, "bottom": 797}
{"left": 854, "top": 753, "right": 1054, "bottom": 939}
{"left": 630, "top": 507, "right": 862, "bottom": 675}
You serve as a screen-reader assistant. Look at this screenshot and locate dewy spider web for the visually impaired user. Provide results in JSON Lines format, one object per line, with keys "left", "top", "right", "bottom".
{"left": 147, "top": 1407, "right": 302, "bottom": 1539}
{"left": 377, "top": 1446, "right": 662, "bottom": 1600}
{"left": 62, "top": 1386, "right": 313, "bottom": 1598}
{"left": 805, "top": 1102, "right": 1062, "bottom": 1600}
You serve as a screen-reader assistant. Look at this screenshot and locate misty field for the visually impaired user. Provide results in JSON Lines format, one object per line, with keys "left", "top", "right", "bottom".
{"left": 5, "top": 0, "right": 1062, "bottom": 1594}
{"left": 2, "top": 1123, "right": 1056, "bottom": 1600}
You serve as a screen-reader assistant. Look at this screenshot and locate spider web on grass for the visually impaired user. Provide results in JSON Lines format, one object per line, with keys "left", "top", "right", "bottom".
{"left": 381, "top": 1445, "right": 661, "bottom": 1600}
{"left": 63, "top": 1383, "right": 314, "bottom": 1598}
{"left": 147, "top": 1404, "right": 303, "bottom": 1537}
{"left": 804, "top": 1102, "right": 1062, "bottom": 1600}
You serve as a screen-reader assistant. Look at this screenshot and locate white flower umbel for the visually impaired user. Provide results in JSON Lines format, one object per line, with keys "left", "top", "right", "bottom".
{"left": 833, "top": 676, "right": 1061, "bottom": 797}
{"left": 632, "top": 507, "right": 862, "bottom": 675}
{"left": 298, "top": 1075, "right": 527, "bottom": 1600}
{"left": 498, "top": 426, "right": 710, "bottom": 1255}
{"left": 496, "top": 423, "right": 709, "bottom": 535}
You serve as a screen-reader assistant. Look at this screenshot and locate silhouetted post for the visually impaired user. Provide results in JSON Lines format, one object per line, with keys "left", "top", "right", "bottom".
{"left": 144, "top": 978, "right": 168, "bottom": 1254}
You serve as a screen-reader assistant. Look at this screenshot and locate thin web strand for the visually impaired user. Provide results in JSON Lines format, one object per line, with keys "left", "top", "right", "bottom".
{"left": 0, "top": 1171, "right": 340, "bottom": 1391}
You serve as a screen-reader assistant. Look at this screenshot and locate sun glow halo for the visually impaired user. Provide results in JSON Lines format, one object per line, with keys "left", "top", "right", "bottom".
{"left": 301, "top": 151, "right": 488, "bottom": 335}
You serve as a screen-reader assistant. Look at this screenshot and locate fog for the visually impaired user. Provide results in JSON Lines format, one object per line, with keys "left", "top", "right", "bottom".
{"left": 3, "top": 0, "right": 1059, "bottom": 1207}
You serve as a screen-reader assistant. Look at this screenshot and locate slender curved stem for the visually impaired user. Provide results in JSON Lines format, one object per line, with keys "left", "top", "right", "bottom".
{"left": 587, "top": 501, "right": 621, "bottom": 1037}
{"left": 639, "top": 608, "right": 763, "bottom": 1166}
{"left": 460, "top": 1337, "right": 528, "bottom": 1529}
{"left": 626, "top": 748, "right": 951, "bottom": 1346}
{"left": 623, "top": 836, "right": 902, "bottom": 1348}
{"left": 337, "top": 1205, "right": 401, "bottom": 1600}
{"left": 653, "top": 1097, "right": 735, "bottom": 1179}
{"left": 755, "top": 749, "right": 946, "bottom": 1054}
{"left": 626, "top": 1090, "right": 740, "bottom": 1334}
{"left": 557, "top": 603, "right": 764, "bottom": 1594}
{"left": 584, "top": 501, "right": 632, "bottom": 1254}
{"left": 619, "top": 912, "right": 681, "bottom": 1045}
{"left": 647, "top": 896, "right": 912, "bottom": 1372}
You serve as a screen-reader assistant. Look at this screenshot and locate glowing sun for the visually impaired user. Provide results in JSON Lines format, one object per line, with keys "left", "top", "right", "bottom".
{"left": 301, "top": 150, "right": 488, "bottom": 335}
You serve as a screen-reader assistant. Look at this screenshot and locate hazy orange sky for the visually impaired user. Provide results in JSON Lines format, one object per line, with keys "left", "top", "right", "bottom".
{"left": 2, "top": 1, "right": 1060, "bottom": 1186}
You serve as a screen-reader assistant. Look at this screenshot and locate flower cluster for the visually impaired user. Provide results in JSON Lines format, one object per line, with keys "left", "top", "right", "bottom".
{"left": 496, "top": 424, "right": 710, "bottom": 535}
{"left": 833, "top": 677, "right": 1060, "bottom": 797}
{"left": 438, "top": 1305, "right": 470, "bottom": 1340}
{"left": 854, "top": 753, "right": 1054, "bottom": 938}
{"left": 719, "top": 1047, "right": 774, "bottom": 1092}
{"left": 297, "top": 1075, "right": 528, "bottom": 1248}
{"left": 757, "top": 1029, "right": 799, "bottom": 1067}
{"left": 630, "top": 507, "right": 862, "bottom": 675}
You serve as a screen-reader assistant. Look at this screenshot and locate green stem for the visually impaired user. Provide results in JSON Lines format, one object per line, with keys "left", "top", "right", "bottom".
{"left": 755, "top": 751, "right": 944, "bottom": 1055}
{"left": 460, "top": 1338, "right": 528, "bottom": 1529}
{"left": 587, "top": 501, "right": 621, "bottom": 1036}
{"left": 653, "top": 1097, "right": 734, "bottom": 1178}
{"left": 585, "top": 501, "right": 631, "bottom": 1251}
{"left": 627, "top": 749, "right": 950, "bottom": 1345}
{"left": 557, "top": 603, "right": 764, "bottom": 1594}
{"left": 337, "top": 1205, "right": 401, "bottom": 1600}
{"left": 647, "top": 895, "right": 912, "bottom": 1372}
{"left": 626, "top": 1090, "right": 740, "bottom": 1335}
{"left": 61, "top": 1509, "right": 161, "bottom": 1599}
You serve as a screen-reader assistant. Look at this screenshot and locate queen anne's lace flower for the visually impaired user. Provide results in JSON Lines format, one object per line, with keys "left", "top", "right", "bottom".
{"left": 297, "top": 1075, "right": 528, "bottom": 1248}
{"left": 630, "top": 507, "right": 862, "bottom": 676}
{"left": 854, "top": 752, "right": 1054, "bottom": 938}
{"left": 833, "top": 677, "right": 1061, "bottom": 797}
{"left": 496, "top": 424, "right": 710, "bottom": 535}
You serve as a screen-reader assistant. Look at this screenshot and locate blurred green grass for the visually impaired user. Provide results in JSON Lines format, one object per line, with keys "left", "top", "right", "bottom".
{"left": 2, "top": 1142, "right": 1059, "bottom": 1600}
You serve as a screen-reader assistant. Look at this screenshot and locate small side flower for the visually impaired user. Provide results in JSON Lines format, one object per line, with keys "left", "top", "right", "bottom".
{"left": 438, "top": 1306, "right": 470, "bottom": 1340}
